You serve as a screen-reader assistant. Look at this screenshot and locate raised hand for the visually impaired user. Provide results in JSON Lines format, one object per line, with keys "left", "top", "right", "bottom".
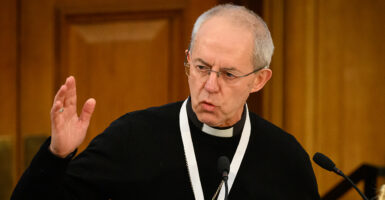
{"left": 49, "top": 76, "right": 96, "bottom": 158}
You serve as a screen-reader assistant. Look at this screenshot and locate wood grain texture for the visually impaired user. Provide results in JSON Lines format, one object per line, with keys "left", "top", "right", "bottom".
{"left": 0, "top": 0, "right": 17, "bottom": 136}
{"left": 0, "top": 137, "right": 13, "bottom": 200}
{"left": 16, "top": 0, "right": 219, "bottom": 175}
{"left": 261, "top": 0, "right": 285, "bottom": 128}
{"left": 0, "top": 0, "right": 18, "bottom": 197}
{"left": 0, "top": 0, "right": 220, "bottom": 198}
{"left": 60, "top": 15, "right": 176, "bottom": 152}
{"left": 317, "top": 0, "right": 385, "bottom": 198}
{"left": 263, "top": 0, "right": 385, "bottom": 198}
{"left": 283, "top": 0, "right": 318, "bottom": 164}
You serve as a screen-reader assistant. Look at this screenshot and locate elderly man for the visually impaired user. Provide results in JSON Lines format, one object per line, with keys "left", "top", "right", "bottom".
{"left": 12, "top": 4, "right": 320, "bottom": 200}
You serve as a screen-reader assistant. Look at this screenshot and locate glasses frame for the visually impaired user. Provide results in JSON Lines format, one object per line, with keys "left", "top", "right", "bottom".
{"left": 184, "top": 62, "right": 267, "bottom": 81}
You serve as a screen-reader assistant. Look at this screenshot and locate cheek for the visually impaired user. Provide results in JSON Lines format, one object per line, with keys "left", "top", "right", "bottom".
{"left": 188, "top": 77, "right": 203, "bottom": 97}
{"left": 222, "top": 85, "right": 251, "bottom": 109}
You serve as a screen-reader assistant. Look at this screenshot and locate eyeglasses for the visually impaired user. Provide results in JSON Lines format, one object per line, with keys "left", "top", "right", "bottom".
{"left": 184, "top": 62, "right": 266, "bottom": 83}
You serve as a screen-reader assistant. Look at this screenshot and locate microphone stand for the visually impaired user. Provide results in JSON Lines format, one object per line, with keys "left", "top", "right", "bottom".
{"left": 333, "top": 168, "right": 368, "bottom": 200}
{"left": 313, "top": 152, "right": 369, "bottom": 200}
{"left": 223, "top": 171, "right": 229, "bottom": 200}
{"left": 218, "top": 156, "right": 230, "bottom": 200}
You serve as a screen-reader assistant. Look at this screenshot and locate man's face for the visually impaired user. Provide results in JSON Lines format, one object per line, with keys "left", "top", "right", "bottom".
{"left": 187, "top": 16, "right": 260, "bottom": 127}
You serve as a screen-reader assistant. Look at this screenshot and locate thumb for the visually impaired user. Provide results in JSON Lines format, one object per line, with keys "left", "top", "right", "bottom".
{"left": 79, "top": 98, "right": 96, "bottom": 124}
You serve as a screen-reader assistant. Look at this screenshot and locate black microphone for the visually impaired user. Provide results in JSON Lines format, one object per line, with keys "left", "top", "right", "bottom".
{"left": 218, "top": 156, "right": 230, "bottom": 200}
{"left": 313, "top": 152, "right": 369, "bottom": 200}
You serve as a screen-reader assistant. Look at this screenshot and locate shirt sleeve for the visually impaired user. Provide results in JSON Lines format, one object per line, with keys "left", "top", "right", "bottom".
{"left": 10, "top": 137, "right": 108, "bottom": 200}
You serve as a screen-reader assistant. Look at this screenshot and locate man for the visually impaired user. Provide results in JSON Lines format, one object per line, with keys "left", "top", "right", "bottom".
{"left": 12, "top": 4, "right": 320, "bottom": 200}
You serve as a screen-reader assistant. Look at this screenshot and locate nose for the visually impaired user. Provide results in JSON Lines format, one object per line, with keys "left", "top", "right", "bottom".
{"left": 204, "top": 71, "right": 220, "bottom": 93}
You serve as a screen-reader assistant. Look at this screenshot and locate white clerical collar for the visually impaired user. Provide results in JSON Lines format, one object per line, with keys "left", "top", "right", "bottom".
{"left": 202, "top": 124, "right": 233, "bottom": 138}
{"left": 186, "top": 97, "right": 246, "bottom": 138}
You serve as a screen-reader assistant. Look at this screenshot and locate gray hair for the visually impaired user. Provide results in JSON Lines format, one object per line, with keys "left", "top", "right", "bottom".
{"left": 189, "top": 4, "right": 274, "bottom": 69}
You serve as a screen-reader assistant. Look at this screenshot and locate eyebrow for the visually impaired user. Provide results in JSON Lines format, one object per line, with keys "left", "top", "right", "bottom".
{"left": 193, "top": 58, "right": 239, "bottom": 72}
{"left": 194, "top": 58, "right": 211, "bottom": 67}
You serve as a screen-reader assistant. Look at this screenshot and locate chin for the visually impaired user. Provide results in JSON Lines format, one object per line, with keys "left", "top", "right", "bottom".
{"left": 196, "top": 113, "right": 222, "bottom": 127}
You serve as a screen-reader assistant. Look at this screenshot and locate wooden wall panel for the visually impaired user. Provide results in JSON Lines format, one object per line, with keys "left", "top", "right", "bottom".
{"left": 18, "top": 0, "right": 188, "bottom": 166}
{"left": 317, "top": 0, "right": 385, "bottom": 198}
{"left": 17, "top": 0, "right": 218, "bottom": 177}
{"left": 0, "top": 1, "right": 18, "bottom": 137}
{"left": 283, "top": 0, "right": 318, "bottom": 153}
{"left": 0, "top": 0, "right": 18, "bottom": 198}
{"left": 20, "top": 0, "right": 55, "bottom": 137}
{"left": 58, "top": 10, "right": 180, "bottom": 151}
{"left": 261, "top": 0, "right": 285, "bottom": 127}
{"left": 263, "top": 0, "right": 385, "bottom": 199}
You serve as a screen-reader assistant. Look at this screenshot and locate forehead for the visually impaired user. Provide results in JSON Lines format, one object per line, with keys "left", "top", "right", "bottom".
{"left": 191, "top": 16, "right": 254, "bottom": 71}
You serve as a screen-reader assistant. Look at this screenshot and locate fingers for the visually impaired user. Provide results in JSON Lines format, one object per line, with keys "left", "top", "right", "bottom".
{"left": 79, "top": 98, "right": 96, "bottom": 124}
{"left": 51, "top": 76, "right": 95, "bottom": 126}
{"left": 51, "top": 100, "right": 63, "bottom": 114}
{"left": 53, "top": 85, "right": 67, "bottom": 109}
{"left": 63, "top": 76, "right": 77, "bottom": 109}
{"left": 52, "top": 76, "right": 77, "bottom": 113}
{"left": 51, "top": 76, "right": 77, "bottom": 121}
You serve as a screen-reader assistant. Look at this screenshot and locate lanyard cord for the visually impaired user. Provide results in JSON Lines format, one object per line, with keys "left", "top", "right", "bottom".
{"left": 179, "top": 99, "right": 251, "bottom": 200}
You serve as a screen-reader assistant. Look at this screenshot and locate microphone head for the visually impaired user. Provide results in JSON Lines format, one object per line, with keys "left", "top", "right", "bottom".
{"left": 217, "top": 156, "right": 230, "bottom": 175}
{"left": 313, "top": 152, "right": 336, "bottom": 172}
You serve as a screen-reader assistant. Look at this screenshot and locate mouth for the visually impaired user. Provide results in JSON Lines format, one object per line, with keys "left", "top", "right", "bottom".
{"left": 200, "top": 101, "right": 216, "bottom": 112}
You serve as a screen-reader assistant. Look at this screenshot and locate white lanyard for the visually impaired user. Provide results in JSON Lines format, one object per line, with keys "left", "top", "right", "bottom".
{"left": 179, "top": 99, "right": 251, "bottom": 200}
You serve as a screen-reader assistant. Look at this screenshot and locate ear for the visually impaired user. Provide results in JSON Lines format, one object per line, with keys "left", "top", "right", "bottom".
{"left": 184, "top": 49, "right": 191, "bottom": 76}
{"left": 250, "top": 68, "right": 272, "bottom": 93}
{"left": 184, "top": 49, "right": 190, "bottom": 63}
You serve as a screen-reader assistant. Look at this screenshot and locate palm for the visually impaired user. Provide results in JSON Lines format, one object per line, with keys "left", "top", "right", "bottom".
{"left": 50, "top": 76, "right": 96, "bottom": 158}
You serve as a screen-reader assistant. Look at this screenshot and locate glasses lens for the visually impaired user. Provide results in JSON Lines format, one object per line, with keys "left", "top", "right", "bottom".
{"left": 220, "top": 70, "right": 238, "bottom": 81}
{"left": 192, "top": 65, "right": 238, "bottom": 83}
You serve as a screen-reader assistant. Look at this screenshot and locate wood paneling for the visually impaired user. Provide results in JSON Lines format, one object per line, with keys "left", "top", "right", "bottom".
{"left": 0, "top": 0, "right": 17, "bottom": 137}
{"left": 262, "top": 0, "right": 285, "bottom": 127}
{"left": 0, "top": 0, "right": 18, "bottom": 198}
{"left": 317, "top": 0, "right": 385, "bottom": 198}
{"left": 0, "top": 137, "right": 13, "bottom": 200}
{"left": 263, "top": 0, "right": 385, "bottom": 198}
{"left": 16, "top": 0, "right": 217, "bottom": 180}
{"left": 1, "top": 0, "right": 218, "bottom": 198}
{"left": 18, "top": 0, "right": 187, "bottom": 162}
{"left": 57, "top": 9, "right": 183, "bottom": 151}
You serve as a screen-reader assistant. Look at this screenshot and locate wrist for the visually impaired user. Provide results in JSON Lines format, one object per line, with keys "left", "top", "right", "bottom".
{"left": 48, "top": 144, "right": 74, "bottom": 159}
